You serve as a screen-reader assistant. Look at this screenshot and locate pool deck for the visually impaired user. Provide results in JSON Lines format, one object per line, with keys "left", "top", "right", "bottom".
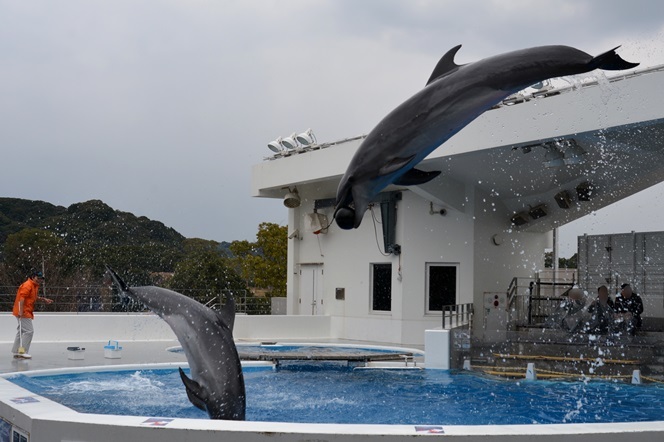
{"left": 0, "top": 339, "right": 424, "bottom": 375}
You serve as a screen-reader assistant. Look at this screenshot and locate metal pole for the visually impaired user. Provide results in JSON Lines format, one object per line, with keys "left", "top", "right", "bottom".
{"left": 552, "top": 227, "right": 559, "bottom": 293}
{"left": 528, "top": 281, "right": 534, "bottom": 325}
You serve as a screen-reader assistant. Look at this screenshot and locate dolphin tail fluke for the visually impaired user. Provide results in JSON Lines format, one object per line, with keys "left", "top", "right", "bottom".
{"left": 179, "top": 367, "right": 208, "bottom": 411}
{"left": 105, "top": 265, "right": 130, "bottom": 293}
{"left": 591, "top": 46, "right": 639, "bottom": 71}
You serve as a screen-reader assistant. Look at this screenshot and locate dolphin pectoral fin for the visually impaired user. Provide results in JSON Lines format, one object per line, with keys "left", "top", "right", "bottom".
{"left": 378, "top": 155, "right": 416, "bottom": 176}
{"left": 426, "top": 44, "right": 463, "bottom": 85}
{"left": 590, "top": 46, "right": 639, "bottom": 71}
{"left": 217, "top": 293, "right": 236, "bottom": 331}
{"left": 179, "top": 367, "right": 207, "bottom": 411}
{"left": 393, "top": 168, "right": 442, "bottom": 186}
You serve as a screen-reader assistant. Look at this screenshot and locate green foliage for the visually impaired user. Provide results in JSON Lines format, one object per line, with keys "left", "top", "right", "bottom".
{"left": 230, "top": 222, "right": 287, "bottom": 297}
{"left": 544, "top": 252, "right": 578, "bottom": 269}
{"left": 167, "top": 249, "right": 248, "bottom": 304}
{"left": 0, "top": 199, "right": 285, "bottom": 316}
{"left": 0, "top": 199, "right": 187, "bottom": 286}
{"left": 2, "top": 228, "right": 72, "bottom": 285}
{"left": 0, "top": 198, "right": 67, "bottom": 243}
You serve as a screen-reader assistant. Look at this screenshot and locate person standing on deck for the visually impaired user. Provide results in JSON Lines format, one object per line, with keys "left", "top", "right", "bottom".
{"left": 11, "top": 271, "right": 54, "bottom": 359}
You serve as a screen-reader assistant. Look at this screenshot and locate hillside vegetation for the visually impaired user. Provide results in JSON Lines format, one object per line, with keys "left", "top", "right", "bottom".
{"left": 0, "top": 198, "right": 286, "bottom": 312}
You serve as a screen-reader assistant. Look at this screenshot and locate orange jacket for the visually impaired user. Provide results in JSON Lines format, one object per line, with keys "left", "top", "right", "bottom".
{"left": 12, "top": 278, "right": 40, "bottom": 319}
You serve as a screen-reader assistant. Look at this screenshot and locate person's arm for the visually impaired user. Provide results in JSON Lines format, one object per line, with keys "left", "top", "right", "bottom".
{"left": 37, "top": 296, "right": 54, "bottom": 304}
{"left": 635, "top": 297, "right": 644, "bottom": 315}
{"left": 17, "top": 299, "right": 24, "bottom": 317}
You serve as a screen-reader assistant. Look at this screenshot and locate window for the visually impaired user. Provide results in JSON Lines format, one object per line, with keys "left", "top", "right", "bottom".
{"left": 427, "top": 263, "right": 458, "bottom": 312}
{"left": 371, "top": 263, "right": 392, "bottom": 312}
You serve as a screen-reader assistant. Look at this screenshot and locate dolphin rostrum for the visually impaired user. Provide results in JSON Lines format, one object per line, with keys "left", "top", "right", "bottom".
{"left": 106, "top": 266, "right": 245, "bottom": 420}
{"left": 334, "top": 45, "right": 639, "bottom": 229}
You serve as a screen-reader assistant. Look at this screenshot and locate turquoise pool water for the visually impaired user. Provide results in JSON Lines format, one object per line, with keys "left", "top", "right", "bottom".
{"left": 8, "top": 363, "right": 664, "bottom": 425}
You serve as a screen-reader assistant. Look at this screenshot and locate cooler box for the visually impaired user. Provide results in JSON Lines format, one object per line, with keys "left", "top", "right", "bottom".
{"left": 67, "top": 346, "right": 85, "bottom": 360}
{"left": 104, "top": 340, "right": 123, "bottom": 359}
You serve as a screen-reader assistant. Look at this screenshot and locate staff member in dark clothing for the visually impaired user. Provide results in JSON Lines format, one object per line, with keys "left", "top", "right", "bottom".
{"left": 614, "top": 283, "right": 644, "bottom": 335}
{"left": 587, "top": 285, "right": 615, "bottom": 334}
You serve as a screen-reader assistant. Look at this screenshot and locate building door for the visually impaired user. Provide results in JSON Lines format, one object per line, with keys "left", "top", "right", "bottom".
{"left": 299, "top": 264, "right": 324, "bottom": 315}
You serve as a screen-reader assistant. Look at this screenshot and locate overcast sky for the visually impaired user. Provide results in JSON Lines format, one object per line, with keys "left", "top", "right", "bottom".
{"left": 1, "top": 0, "right": 663, "bottom": 256}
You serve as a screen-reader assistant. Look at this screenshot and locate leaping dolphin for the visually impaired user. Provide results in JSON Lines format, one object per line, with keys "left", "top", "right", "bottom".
{"left": 334, "top": 45, "right": 639, "bottom": 229}
{"left": 105, "top": 266, "right": 245, "bottom": 420}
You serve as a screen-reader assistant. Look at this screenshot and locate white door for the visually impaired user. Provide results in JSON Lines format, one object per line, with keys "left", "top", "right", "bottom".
{"left": 299, "top": 264, "right": 324, "bottom": 315}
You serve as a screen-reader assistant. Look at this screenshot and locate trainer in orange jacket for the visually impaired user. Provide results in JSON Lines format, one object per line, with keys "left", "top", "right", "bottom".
{"left": 11, "top": 271, "right": 53, "bottom": 359}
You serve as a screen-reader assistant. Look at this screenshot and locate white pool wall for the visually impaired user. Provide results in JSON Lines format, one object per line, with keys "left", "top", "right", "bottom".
{"left": 0, "top": 313, "right": 333, "bottom": 343}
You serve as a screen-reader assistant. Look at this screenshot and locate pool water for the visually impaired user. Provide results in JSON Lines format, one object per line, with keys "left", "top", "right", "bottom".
{"left": 8, "top": 364, "right": 664, "bottom": 425}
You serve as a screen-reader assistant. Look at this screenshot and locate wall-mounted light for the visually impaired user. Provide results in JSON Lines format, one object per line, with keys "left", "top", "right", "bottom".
{"left": 283, "top": 187, "right": 301, "bottom": 208}
{"left": 295, "top": 129, "right": 317, "bottom": 146}
{"left": 282, "top": 133, "right": 299, "bottom": 150}
{"left": 268, "top": 137, "right": 285, "bottom": 153}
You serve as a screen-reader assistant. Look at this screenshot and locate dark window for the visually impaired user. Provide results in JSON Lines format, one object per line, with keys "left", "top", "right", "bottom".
{"left": 372, "top": 263, "right": 392, "bottom": 311}
{"left": 428, "top": 264, "right": 457, "bottom": 311}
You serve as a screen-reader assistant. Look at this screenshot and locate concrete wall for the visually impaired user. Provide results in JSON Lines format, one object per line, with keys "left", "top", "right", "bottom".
{"left": 472, "top": 187, "right": 550, "bottom": 334}
{"left": 0, "top": 314, "right": 332, "bottom": 343}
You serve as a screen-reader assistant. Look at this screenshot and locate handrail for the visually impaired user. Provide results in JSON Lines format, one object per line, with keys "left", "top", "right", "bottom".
{"left": 506, "top": 277, "right": 519, "bottom": 309}
{"left": 441, "top": 303, "right": 474, "bottom": 329}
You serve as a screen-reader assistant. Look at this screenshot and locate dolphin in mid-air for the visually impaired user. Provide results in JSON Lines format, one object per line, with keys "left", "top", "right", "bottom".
{"left": 334, "top": 45, "right": 639, "bottom": 229}
{"left": 105, "top": 266, "right": 245, "bottom": 420}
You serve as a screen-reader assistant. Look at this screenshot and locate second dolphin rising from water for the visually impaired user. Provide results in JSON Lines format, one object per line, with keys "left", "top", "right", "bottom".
{"left": 334, "top": 45, "right": 639, "bottom": 229}
{"left": 106, "top": 266, "right": 245, "bottom": 420}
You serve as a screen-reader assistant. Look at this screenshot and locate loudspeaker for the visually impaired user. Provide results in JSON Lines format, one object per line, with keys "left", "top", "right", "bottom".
{"left": 510, "top": 212, "right": 529, "bottom": 226}
{"left": 528, "top": 204, "right": 548, "bottom": 219}
{"left": 576, "top": 182, "right": 596, "bottom": 201}
{"left": 554, "top": 190, "right": 572, "bottom": 209}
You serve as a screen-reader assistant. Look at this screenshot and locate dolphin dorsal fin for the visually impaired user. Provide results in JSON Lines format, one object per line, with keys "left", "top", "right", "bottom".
{"left": 179, "top": 367, "right": 208, "bottom": 411}
{"left": 217, "top": 293, "right": 236, "bottom": 331}
{"left": 426, "top": 44, "right": 463, "bottom": 85}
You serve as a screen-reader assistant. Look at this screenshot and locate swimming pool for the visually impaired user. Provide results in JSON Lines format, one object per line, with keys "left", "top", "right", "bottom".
{"left": 7, "top": 363, "right": 664, "bottom": 425}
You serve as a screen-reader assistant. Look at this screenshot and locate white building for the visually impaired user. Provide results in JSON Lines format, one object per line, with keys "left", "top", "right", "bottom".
{"left": 252, "top": 66, "right": 664, "bottom": 347}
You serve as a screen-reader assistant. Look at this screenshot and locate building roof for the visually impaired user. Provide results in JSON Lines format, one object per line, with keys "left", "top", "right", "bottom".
{"left": 252, "top": 66, "right": 664, "bottom": 232}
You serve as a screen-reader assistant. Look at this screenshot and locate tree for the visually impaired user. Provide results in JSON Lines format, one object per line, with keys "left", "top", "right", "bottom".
{"left": 544, "top": 252, "right": 578, "bottom": 269}
{"left": 230, "top": 222, "right": 287, "bottom": 297}
{"left": 1, "top": 228, "right": 72, "bottom": 285}
{"left": 167, "top": 249, "right": 248, "bottom": 305}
